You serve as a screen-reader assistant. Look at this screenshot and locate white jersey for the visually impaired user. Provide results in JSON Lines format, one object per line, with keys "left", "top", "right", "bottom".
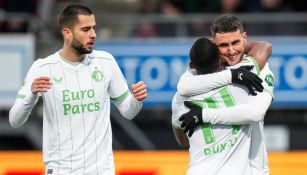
{"left": 172, "top": 55, "right": 274, "bottom": 175}
{"left": 248, "top": 63, "right": 274, "bottom": 175}
{"left": 172, "top": 83, "right": 252, "bottom": 175}
{"left": 231, "top": 56, "right": 274, "bottom": 175}
{"left": 14, "top": 50, "right": 130, "bottom": 175}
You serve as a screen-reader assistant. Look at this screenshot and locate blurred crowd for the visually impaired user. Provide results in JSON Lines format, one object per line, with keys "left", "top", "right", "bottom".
{"left": 131, "top": 0, "right": 307, "bottom": 38}
{"left": 0, "top": 0, "right": 38, "bottom": 33}
{"left": 0, "top": 0, "right": 306, "bottom": 37}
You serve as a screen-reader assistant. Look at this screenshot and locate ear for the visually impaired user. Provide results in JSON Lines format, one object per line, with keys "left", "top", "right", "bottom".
{"left": 62, "top": 27, "right": 72, "bottom": 40}
{"left": 189, "top": 61, "right": 195, "bottom": 69}
{"left": 243, "top": 32, "right": 247, "bottom": 40}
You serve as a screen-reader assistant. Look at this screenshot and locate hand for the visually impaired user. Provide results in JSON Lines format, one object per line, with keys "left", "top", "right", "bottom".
{"left": 179, "top": 101, "right": 203, "bottom": 137}
{"left": 230, "top": 65, "right": 263, "bottom": 96}
{"left": 131, "top": 81, "right": 147, "bottom": 101}
{"left": 31, "top": 77, "right": 52, "bottom": 94}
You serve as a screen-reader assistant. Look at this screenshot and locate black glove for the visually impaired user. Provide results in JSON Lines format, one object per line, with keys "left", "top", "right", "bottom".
{"left": 179, "top": 101, "right": 203, "bottom": 137}
{"left": 230, "top": 65, "right": 264, "bottom": 96}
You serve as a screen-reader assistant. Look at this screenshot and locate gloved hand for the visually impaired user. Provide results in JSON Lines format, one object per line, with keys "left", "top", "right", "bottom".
{"left": 231, "top": 65, "right": 263, "bottom": 96}
{"left": 179, "top": 101, "right": 203, "bottom": 137}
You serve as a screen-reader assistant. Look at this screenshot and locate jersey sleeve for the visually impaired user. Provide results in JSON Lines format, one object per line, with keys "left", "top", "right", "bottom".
{"left": 171, "top": 93, "right": 186, "bottom": 129}
{"left": 9, "top": 61, "right": 40, "bottom": 128}
{"left": 177, "top": 69, "right": 232, "bottom": 96}
{"left": 108, "top": 57, "right": 129, "bottom": 102}
{"left": 202, "top": 92, "right": 272, "bottom": 125}
{"left": 259, "top": 63, "right": 274, "bottom": 98}
{"left": 227, "top": 55, "right": 260, "bottom": 75}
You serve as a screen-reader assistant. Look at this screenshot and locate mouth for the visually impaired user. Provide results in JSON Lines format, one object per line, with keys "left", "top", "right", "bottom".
{"left": 227, "top": 54, "right": 237, "bottom": 61}
{"left": 87, "top": 41, "right": 94, "bottom": 48}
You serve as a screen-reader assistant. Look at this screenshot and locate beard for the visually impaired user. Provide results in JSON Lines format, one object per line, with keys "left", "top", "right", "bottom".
{"left": 71, "top": 38, "right": 93, "bottom": 55}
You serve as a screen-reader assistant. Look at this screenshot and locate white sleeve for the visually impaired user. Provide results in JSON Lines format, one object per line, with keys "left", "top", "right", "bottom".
{"left": 112, "top": 91, "right": 142, "bottom": 120}
{"left": 171, "top": 93, "right": 183, "bottom": 129}
{"left": 108, "top": 56, "right": 129, "bottom": 100}
{"left": 108, "top": 56, "right": 142, "bottom": 120}
{"left": 202, "top": 92, "right": 272, "bottom": 125}
{"left": 9, "top": 61, "right": 40, "bottom": 128}
{"left": 177, "top": 69, "right": 232, "bottom": 96}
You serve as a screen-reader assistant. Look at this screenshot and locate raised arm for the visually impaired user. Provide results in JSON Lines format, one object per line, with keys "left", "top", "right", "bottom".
{"left": 177, "top": 69, "right": 232, "bottom": 96}
{"left": 177, "top": 41, "right": 271, "bottom": 97}
{"left": 201, "top": 92, "right": 272, "bottom": 125}
{"left": 180, "top": 65, "right": 274, "bottom": 129}
{"left": 177, "top": 66, "right": 263, "bottom": 96}
{"left": 245, "top": 41, "right": 272, "bottom": 70}
{"left": 112, "top": 81, "right": 146, "bottom": 120}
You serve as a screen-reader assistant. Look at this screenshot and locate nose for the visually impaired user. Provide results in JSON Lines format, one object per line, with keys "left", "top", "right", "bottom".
{"left": 227, "top": 45, "right": 235, "bottom": 55}
{"left": 90, "top": 28, "right": 96, "bottom": 39}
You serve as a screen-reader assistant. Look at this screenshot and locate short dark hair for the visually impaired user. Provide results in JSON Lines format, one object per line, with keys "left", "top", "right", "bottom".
{"left": 189, "top": 37, "right": 220, "bottom": 75}
{"left": 210, "top": 14, "right": 244, "bottom": 37}
{"left": 57, "top": 4, "right": 93, "bottom": 30}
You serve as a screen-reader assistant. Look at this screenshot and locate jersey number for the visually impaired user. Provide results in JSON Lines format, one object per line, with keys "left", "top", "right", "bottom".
{"left": 193, "top": 87, "right": 241, "bottom": 144}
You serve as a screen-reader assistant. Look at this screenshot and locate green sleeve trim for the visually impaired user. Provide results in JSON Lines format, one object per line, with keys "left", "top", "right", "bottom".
{"left": 17, "top": 94, "right": 26, "bottom": 99}
{"left": 172, "top": 123, "right": 182, "bottom": 129}
{"left": 249, "top": 56, "right": 260, "bottom": 75}
{"left": 111, "top": 90, "right": 129, "bottom": 102}
{"left": 191, "top": 100, "right": 205, "bottom": 108}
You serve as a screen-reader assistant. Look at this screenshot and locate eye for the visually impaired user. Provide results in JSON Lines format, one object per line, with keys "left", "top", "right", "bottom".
{"left": 82, "top": 27, "right": 90, "bottom": 32}
{"left": 232, "top": 40, "right": 241, "bottom": 45}
{"left": 218, "top": 43, "right": 228, "bottom": 48}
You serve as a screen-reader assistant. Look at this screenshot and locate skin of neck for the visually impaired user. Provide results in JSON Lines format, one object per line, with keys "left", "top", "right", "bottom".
{"left": 60, "top": 41, "right": 86, "bottom": 63}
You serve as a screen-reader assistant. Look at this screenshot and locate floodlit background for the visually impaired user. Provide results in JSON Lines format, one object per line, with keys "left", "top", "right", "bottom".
{"left": 0, "top": 0, "right": 307, "bottom": 174}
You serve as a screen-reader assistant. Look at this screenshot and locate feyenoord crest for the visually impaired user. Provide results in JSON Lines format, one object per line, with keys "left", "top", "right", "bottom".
{"left": 91, "top": 67, "right": 103, "bottom": 82}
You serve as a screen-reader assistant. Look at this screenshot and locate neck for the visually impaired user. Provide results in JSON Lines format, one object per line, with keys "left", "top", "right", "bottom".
{"left": 60, "top": 46, "right": 85, "bottom": 63}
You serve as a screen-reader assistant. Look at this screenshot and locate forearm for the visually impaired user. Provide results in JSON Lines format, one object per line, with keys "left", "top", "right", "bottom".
{"left": 9, "top": 94, "right": 39, "bottom": 128}
{"left": 173, "top": 128, "right": 189, "bottom": 147}
{"left": 177, "top": 70, "right": 232, "bottom": 96}
{"left": 202, "top": 93, "right": 272, "bottom": 125}
{"left": 245, "top": 41, "right": 272, "bottom": 70}
{"left": 115, "top": 92, "right": 142, "bottom": 120}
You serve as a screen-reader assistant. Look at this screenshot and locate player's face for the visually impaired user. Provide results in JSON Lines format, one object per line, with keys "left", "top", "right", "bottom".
{"left": 71, "top": 14, "right": 96, "bottom": 55}
{"left": 212, "top": 30, "right": 247, "bottom": 66}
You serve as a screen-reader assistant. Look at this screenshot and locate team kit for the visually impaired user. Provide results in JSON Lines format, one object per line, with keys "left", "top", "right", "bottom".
{"left": 9, "top": 4, "right": 274, "bottom": 175}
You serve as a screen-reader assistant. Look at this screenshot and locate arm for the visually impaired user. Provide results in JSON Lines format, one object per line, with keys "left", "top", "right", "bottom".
{"left": 113, "top": 81, "right": 146, "bottom": 120}
{"left": 113, "top": 91, "right": 143, "bottom": 120}
{"left": 9, "top": 94, "right": 39, "bottom": 128}
{"left": 202, "top": 92, "right": 272, "bottom": 125}
{"left": 203, "top": 65, "right": 275, "bottom": 125}
{"left": 173, "top": 128, "right": 189, "bottom": 147}
{"left": 177, "top": 69, "right": 232, "bottom": 96}
{"left": 245, "top": 41, "right": 272, "bottom": 70}
{"left": 177, "top": 41, "right": 271, "bottom": 97}
{"left": 9, "top": 60, "right": 51, "bottom": 128}
{"left": 177, "top": 66, "right": 263, "bottom": 97}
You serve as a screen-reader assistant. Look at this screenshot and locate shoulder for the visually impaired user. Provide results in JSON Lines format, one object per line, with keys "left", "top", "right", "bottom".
{"left": 33, "top": 52, "right": 60, "bottom": 68}
{"left": 228, "top": 55, "right": 260, "bottom": 75}
{"left": 89, "top": 50, "right": 116, "bottom": 61}
{"left": 260, "top": 63, "right": 275, "bottom": 84}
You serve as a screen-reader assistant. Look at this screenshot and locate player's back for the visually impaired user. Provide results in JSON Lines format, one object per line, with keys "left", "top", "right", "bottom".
{"left": 172, "top": 83, "right": 252, "bottom": 175}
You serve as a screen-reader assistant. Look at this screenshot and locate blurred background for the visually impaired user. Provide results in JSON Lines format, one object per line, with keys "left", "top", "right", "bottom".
{"left": 0, "top": 0, "right": 307, "bottom": 174}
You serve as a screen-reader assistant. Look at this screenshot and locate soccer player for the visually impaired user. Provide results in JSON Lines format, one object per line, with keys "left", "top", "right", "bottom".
{"left": 172, "top": 36, "right": 273, "bottom": 175}
{"left": 9, "top": 5, "right": 147, "bottom": 175}
{"left": 175, "top": 14, "right": 274, "bottom": 174}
